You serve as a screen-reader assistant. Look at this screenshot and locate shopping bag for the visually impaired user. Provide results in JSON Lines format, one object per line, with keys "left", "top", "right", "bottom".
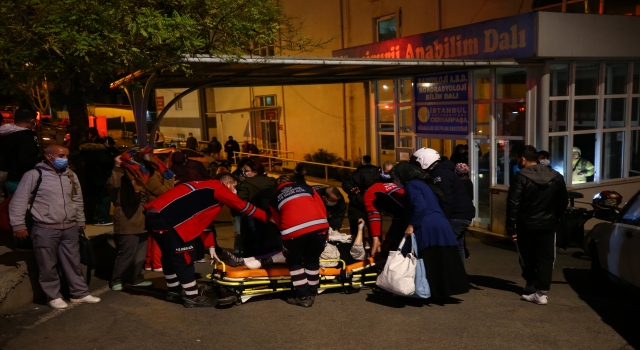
{"left": 412, "top": 234, "right": 431, "bottom": 299}
{"left": 376, "top": 236, "right": 416, "bottom": 296}
{"left": 78, "top": 228, "right": 96, "bottom": 285}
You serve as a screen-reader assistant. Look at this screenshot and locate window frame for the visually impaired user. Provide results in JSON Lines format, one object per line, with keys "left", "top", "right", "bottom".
{"left": 548, "top": 61, "right": 640, "bottom": 187}
{"left": 375, "top": 14, "right": 397, "bottom": 43}
{"left": 174, "top": 92, "right": 183, "bottom": 111}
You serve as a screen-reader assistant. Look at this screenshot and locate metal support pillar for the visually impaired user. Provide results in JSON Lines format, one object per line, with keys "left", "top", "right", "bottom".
{"left": 123, "top": 73, "right": 156, "bottom": 148}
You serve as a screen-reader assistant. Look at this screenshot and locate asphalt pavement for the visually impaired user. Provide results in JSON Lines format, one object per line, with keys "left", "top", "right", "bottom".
{"left": 1, "top": 230, "right": 639, "bottom": 350}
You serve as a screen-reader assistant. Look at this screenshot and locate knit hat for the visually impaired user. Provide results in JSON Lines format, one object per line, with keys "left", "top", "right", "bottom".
{"left": 455, "top": 163, "right": 470, "bottom": 176}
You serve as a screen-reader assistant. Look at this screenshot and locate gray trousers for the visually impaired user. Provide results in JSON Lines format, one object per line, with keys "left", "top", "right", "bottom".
{"left": 111, "top": 233, "right": 148, "bottom": 286}
{"left": 32, "top": 225, "right": 89, "bottom": 301}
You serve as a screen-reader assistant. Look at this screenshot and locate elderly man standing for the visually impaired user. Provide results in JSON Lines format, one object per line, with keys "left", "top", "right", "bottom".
{"left": 9, "top": 145, "right": 101, "bottom": 309}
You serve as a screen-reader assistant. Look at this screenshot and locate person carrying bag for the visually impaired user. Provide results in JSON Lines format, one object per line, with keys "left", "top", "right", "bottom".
{"left": 376, "top": 236, "right": 416, "bottom": 296}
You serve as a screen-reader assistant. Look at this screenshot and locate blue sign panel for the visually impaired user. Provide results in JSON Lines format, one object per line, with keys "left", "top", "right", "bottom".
{"left": 415, "top": 105, "right": 469, "bottom": 136}
{"left": 415, "top": 72, "right": 468, "bottom": 102}
{"left": 333, "top": 13, "right": 535, "bottom": 60}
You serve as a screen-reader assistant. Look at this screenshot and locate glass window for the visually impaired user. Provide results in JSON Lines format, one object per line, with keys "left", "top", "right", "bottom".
{"left": 602, "top": 131, "right": 624, "bottom": 180}
{"left": 377, "top": 106, "right": 394, "bottom": 132}
{"left": 572, "top": 134, "right": 597, "bottom": 185}
{"left": 474, "top": 69, "right": 491, "bottom": 100}
{"left": 474, "top": 138, "right": 491, "bottom": 223}
{"left": 549, "top": 135, "right": 567, "bottom": 177}
{"left": 399, "top": 78, "right": 412, "bottom": 103}
{"left": 633, "top": 98, "right": 640, "bottom": 127}
{"left": 496, "top": 102, "right": 526, "bottom": 136}
{"left": 377, "top": 80, "right": 394, "bottom": 103}
{"left": 174, "top": 93, "right": 183, "bottom": 110}
{"left": 604, "top": 98, "right": 625, "bottom": 129}
{"left": 377, "top": 17, "right": 396, "bottom": 42}
{"left": 496, "top": 139, "right": 525, "bottom": 186}
{"left": 474, "top": 104, "right": 490, "bottom": 135}
{"left": 379, "top": 134, "right": 395, "bottom": 163}
{"left": 398, "top": 135, "right": 413, "bottom": 148}
{"left": 605, "top": 63, "right": 627, "bottom": 95}
{"left": 620, "top": 195, "right": 640, "bottom": 226}
{"left": 633, "top": 63, "right": 639, "bottom": 94}
{"left": 550, "top": 64, "right": 569, "bottom": 96}
{"left": 496, "top": 68, "right": 527, "bottom": 99}
{"left": 575, "top": 63, "right": 599, "bottom": 96}
{"left": 574, "top": 99, "right": 597, "bottom": 130}
{"left": 399, "top": 106, "right": 412, "bottom": 133}
{"left": 549, "top": 100, "right": 568, "bottom": 132}
{"left": 631, "top": 130, "right": 640, "bottom": 177}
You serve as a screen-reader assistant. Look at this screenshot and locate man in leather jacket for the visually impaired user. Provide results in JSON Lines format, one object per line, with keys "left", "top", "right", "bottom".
{"left": 507, "top": 145, "right": 568, "bottom": 306}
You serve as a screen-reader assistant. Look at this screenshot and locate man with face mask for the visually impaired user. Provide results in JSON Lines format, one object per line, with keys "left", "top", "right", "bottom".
{"left": 9, "top": 145, "right": 101, "bottom": 309}
{"left": 506, "top": 145, "right": 568, "bottom": 305}
{"left": 0, "top": 108, "right": 41, "bottom": 195}
{"left": 144, "top": 173, "right": 268, "bottom": 307}
{"left": 313, "top": 186, "right": 347, "bottom": 232}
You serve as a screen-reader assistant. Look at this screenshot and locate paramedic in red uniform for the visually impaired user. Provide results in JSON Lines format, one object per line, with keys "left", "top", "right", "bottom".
{"left": 269, "top": 175, "right": 329, "bottom": 308}
{"left": 363, "top": 162, "right": 405, "bottom": 256}
{"left": 145, "top": 173, "right": 267, "bottom": 308}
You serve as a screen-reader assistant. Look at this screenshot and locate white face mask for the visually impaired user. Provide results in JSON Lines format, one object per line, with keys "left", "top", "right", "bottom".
{"left": 540, "top": 159, "right": 550, "bottom": 166}
{"left": 325, "top": 199, "right": 338, "bottom": 207}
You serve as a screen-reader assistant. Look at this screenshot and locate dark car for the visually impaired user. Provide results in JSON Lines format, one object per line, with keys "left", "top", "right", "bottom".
{"left": 589, "top": 189, "right": 640, "bottom": 288}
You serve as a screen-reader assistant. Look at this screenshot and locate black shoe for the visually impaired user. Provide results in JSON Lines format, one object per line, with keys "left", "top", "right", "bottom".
{"left": 220, "top": 250, "right": 244, "bottom": 267}
{"left": 95, "top": 221, "right": 113, "bottom": 226}
{"left": 166, "top": 291, "right": 183, "bottom": 301}
{"left": 183, "top": 295, "right": 218, "bottom": 308}
{"left": 286, "top": 296, "right": 315, "bottom": 308}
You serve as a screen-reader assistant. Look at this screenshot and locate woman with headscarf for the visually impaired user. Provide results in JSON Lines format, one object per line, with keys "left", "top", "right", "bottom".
{"left": 137, "top": 147, "right": 175, "bottom": 272}
{"left": 107, "top": 152, "right": 153, "bottom": 291}
{"left": 389, "top": 162, "right": 469, "bottom": 299}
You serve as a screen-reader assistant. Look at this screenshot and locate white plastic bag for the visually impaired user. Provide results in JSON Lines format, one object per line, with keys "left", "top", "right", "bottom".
{"left": 376, "top": 236, "right": 416, "bottom": 296}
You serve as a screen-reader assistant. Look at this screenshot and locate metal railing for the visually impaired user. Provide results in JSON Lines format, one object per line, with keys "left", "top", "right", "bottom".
{"left": 233, "top": 151, "right": 356, "bottom": 182}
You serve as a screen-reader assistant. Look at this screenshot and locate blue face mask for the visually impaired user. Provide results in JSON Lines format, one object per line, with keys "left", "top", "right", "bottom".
{"left": 51, "top": 157, "right": 68, "bottom": 170}
{"left": 381, "top": 173, "right": 391, "bottom": 180}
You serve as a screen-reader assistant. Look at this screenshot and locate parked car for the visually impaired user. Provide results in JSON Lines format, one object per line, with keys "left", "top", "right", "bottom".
{"left": 589, "top": 190, "right": 640, "bottom": 289}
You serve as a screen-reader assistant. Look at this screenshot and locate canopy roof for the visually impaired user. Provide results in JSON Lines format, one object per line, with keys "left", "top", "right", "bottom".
{"left": 110, "top": 55, "right": 518, "bottom": 89}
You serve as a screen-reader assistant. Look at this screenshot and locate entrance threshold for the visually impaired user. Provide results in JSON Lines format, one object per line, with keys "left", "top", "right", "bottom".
{"left": 467, "top": 226, "right": 506, "bottom": 239}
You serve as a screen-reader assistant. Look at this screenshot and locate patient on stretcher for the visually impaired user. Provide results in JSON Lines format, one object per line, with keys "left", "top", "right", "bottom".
{"left": 217, "top": 219, "right": 370, "bottom": 269}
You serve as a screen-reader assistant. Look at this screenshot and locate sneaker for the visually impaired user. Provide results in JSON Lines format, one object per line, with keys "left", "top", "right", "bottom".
{"left": 152, "top": 268, "right": 163, "bottom": 272}
{"left": 111, "top": 283, "right": 123, "bottom": 291}
{"left": 195, "top": 259, "right": 206, "bottom": 263}
{"left": 48, "top": 298, "right": 68, "bottom": 309}
{"left": 220, "top": 250, "right": 244, "bottom": 267}
{"left": 95, "top": 221, "right": 113, "bottom": 226}
{"left": 144, "top": 267, "right": 152, "bottom": 271}
{"left": 183, "top": 295, "right": 218, "bottom": 308}
{"left": 286, "top": 296, "right": 315, "bottom": 308}
{"left": 521, "top": 291, "right": 548, "bottom": 305}
{"left": 166, "top": 291, "right": 183, "bottom": 301}
{"left": 128, "top": 281, "right": 153, "bottom": 287}
{"left": 522, "top": 283, "right": 536, "bottom": 295}
{"left": 70, "top": 295, "right": 101, "bottom": 304}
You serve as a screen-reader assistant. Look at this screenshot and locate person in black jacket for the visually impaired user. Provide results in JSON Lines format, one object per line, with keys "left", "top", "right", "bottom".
{"left": 0, "top": 108, "right": 40, "bottom": 195}
{"left": 507, "top": 145, "right": 567, "bottom": 305}
{"left": 185, "top": 133, "right": 198, "bottom": 150}
{"left": 314, "top": 186, "right": 347, "bottom": 232}
{"left": 224, "top": 136, "right": 240, "bottom": 164}
{"left": 294, "top": 164, "right": 307, "bottom": 185}
{"left": 412, "top": 148, "right": 475, "bottom": 264}
{"left": 341, "top": 155, "right": 379, "bottom": 236}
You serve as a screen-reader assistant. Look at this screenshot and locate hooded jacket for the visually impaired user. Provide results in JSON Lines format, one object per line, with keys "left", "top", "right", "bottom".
{"left": 506, "top": 164, "right": 568, "bottom": 234}
{"left": 429, "top": 160, "right": 475, "bottom": 220}
{"left": 9, "top": 162, "right": 85, "bottom": 231}
{"left": 0, "top": 124, "right": 40, "bottom": 182}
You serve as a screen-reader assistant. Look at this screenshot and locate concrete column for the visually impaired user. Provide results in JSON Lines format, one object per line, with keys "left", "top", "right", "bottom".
{"left": 539, "top": 65, "right": 551, "bottom": 151}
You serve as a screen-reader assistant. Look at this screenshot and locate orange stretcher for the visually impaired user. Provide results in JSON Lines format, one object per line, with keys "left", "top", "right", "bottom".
{"left": 206, "top": 258, "right": 379, "bottom": 305}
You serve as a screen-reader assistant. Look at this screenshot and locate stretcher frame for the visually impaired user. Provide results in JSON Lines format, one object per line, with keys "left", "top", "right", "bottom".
{"left": 206, "top": 258, "right": 379, "bottom": 305}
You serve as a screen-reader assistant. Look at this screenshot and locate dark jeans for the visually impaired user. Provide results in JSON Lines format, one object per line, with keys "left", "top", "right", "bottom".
{"left": 282, "top": 231, "right": 327, "bottom": 298}
{"left": 517, "top": 228, "right": 556, "bottom": 291}
{"left": 111, "top": 233, "right": 148, "bottom": 286}
{"left": 94, "top": 193, "right": 112, "bottom": 223}
{"left": 449, "top": 219, "right": 471, "bottom": 264}
{"left": 347, "top": 206, "right": 368, "bottom": 236}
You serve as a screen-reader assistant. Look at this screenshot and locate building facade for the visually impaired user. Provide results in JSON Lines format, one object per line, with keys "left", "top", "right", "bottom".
{"left": 157, "top": 0, "right": 640, "bottom": 233}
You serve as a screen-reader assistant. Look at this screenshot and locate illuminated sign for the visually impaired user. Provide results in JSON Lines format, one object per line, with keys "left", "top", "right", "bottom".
{"left": 333, "top": 13, "right": 535, "bottom": 60}
{"left": 415, "top": 72, "right": 468, "bottom": 102}
{"left": 415, "top": 105, "right": 469, "bottom": 136}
